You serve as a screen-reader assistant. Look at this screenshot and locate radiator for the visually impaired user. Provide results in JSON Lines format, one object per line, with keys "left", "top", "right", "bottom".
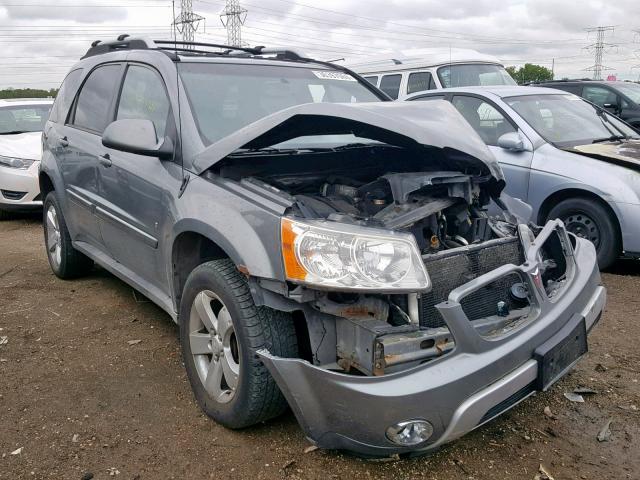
{"left": 419, "top": 237, "right": 525, "bottom": 328}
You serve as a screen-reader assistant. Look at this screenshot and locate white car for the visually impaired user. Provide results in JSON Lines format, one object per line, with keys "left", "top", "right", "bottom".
{"left": 0, "top": 98, "right": 53, "bottom": 219}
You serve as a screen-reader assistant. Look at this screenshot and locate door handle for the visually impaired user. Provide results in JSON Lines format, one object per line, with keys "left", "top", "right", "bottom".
{"left": 98, "top": 153, "right": 112, "bottom": 168}
{"left": 58, "top": 136, "right": 69, "bottom": 148}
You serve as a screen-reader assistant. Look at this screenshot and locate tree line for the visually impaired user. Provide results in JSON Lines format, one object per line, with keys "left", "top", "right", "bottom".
{"left": 0, "top": 88, "right": 58, "bottom": 99}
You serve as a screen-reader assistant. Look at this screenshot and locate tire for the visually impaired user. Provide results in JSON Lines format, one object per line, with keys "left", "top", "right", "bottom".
{"left": 179, "top": 259, "right": 298, "bottom": 429}
{"left": 43, "top": 192, "right": 94, "bottom": 279}
{"left": 547, "top": 197, "right": 620, "bottom": 269}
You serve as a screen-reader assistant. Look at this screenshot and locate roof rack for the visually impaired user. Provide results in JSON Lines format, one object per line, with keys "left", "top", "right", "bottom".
{"left": 82, "top": 35, "right": 306, "bottom": 62}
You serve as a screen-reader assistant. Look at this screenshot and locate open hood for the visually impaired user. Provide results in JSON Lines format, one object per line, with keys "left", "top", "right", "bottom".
{"left": 192, "top": 100, "right": 504, "bottom": 182}
{"left": 566, "top": 140, "right": 640, "bottom": 173}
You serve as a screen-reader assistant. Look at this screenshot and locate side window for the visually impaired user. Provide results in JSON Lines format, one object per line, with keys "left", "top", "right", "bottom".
{"left": 49, "top": 69, "right": 83, "bottom": 124}
{"left": 583, "top": 86, "right": 618, "bottom": 108}
{"left": 363, "top": 76, "right": 378, "bottom": 87}
{"left": 407, "top": 72, "right": 435, "bottom": 95}
{"left": 451, "top": 96, "right": 516, "bottom": 146}
{"left": 71, "top": 64, "right": 122, "bottom": 134}
{"left": 379, "top": 74, "right": 402, "bottom": 99}
{"left": 116, "top": 65, "right": 171, "bottom": 138}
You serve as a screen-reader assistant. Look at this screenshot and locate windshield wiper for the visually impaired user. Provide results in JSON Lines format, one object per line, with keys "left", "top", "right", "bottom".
{"left": 0, "top": 130, "right": 29, "bottom": 135}
{"left": 593, "top": 106, "right": 629, "bottom": 140}
{"left": 592, "top": 135, "right": 627, "bottom": 144}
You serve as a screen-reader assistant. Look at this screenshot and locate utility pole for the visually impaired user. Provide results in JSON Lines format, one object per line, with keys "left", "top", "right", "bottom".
{"left": 584, "top": 26, "right": 616, "bottom": 80}
{"left": 173, "top": 0, "right": 205, "bottom": 47}
{"left": 220, "top": 0, "right": 247, "bottom": 47}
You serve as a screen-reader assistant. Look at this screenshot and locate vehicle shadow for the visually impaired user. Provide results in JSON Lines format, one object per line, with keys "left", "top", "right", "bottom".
{"left": 604, "top": 258, "right": 640, "bottom": 277}
{"left": 1, "top": 210, "right": 42, "bottom": 224}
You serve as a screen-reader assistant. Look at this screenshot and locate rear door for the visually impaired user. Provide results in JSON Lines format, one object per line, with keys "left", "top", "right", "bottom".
{"left": 97, "top": 63, "right": 178, "bottom": 287}
{"left": 59, "top": 63, "right": 124, "bottom": 248}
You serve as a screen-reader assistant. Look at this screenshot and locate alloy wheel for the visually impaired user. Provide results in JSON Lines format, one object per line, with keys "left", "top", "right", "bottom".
{"left": 189, "top": 290, "right": 240, "bottom": 404}
{"left": 45, "top": 205, "right": 62, "bottom": 269}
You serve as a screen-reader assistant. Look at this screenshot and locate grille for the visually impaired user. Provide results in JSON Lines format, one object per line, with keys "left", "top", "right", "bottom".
{"left": 419, "top": 237, "right": 525, "bottom": 328}
{"left": 1, "top": 190, "right": 26, "bottom": 201}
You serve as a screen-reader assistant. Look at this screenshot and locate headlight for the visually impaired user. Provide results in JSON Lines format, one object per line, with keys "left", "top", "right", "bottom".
{"left": 281, "top": 218, "right": 431, "bottom": 292}
{"left": 0, "top": 155, "right": 36, "bottom": 170}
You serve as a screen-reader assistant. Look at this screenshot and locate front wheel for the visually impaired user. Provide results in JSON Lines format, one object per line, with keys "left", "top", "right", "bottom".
{"left": 547, "top": 197, "right": 620, "bottom": 269}
{"left": 179, "top": 259, "right": 298, "bottom": 429}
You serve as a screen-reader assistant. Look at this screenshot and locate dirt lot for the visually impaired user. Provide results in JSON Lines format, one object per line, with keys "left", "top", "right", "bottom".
{"left": 0, "top": 214, "right": 639, "bottom": 480}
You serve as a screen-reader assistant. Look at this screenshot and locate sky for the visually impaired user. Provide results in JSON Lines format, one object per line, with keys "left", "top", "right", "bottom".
{"left": 1, "top": 0, "right": 639, "bottom": 89}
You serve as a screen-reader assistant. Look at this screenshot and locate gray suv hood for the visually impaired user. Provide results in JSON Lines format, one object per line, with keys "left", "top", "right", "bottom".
{"left": 192, "top": 100, "right": 504, "bottom": 182}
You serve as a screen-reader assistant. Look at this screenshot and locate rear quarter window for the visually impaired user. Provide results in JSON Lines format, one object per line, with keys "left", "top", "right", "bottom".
{"left": 379, "top": 74, "right": 402, "bottom": 99}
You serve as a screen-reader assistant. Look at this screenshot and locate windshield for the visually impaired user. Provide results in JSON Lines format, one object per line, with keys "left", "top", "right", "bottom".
{"left": 178, "top": 63, "right": 382, "bottom": 145}
{"left": 437, "top": 64, "right": 516, "bottom": 88}
{"left": 0, "top": 104, "right": 51, "bottom": 134}
{"left": 504, "top": 94, "right": 639, "bottom": 148}
{"left": 615, "top": 83, "right": 640, "bottom": 105}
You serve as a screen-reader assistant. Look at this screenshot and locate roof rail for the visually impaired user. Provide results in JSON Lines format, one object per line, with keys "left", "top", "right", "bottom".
{"left": 154, "top": 41, "right": 304, "bottom": 61}
{"left": 82, "top": 36, "right": 156, "bottom": 59}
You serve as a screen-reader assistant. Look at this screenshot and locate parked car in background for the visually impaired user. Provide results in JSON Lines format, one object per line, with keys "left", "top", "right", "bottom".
{"left": 535, "top": 80, "right": 640, "bottom": 130}
{"left": 342, "top": 48, "right": 516, "bottom": 100}
{"left": 407, "top": 86, "right": 640, "bottom": 268}
{"left": 0, "top": 98, "right": 53, "bottom": 219}
{"left": 39, "top": 37, "right": 605, "bottom": 457}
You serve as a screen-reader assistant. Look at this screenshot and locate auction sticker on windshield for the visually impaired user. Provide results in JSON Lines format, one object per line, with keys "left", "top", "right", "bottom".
{"left": 312, "top": 71, "right": 356, "bottom": 81}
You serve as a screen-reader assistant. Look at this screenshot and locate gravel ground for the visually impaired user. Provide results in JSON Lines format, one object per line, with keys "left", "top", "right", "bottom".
{"left": 0, "top": 214, "right": 639, "bottom": 480}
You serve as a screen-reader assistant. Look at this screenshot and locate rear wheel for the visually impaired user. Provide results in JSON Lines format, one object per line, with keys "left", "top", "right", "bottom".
{"left": 180, "top": 259, "right": 298, "bottom": 428}
{"left": 547, "top": 197, "right": 619, "bottom": 269}
{"left": 43, "top": 192, "right": 94, "bottom": 279}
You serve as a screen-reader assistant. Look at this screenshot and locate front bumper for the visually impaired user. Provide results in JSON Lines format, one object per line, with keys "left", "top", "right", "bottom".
{"left": 259, "top": 221, "right": 606, "bottom": 456}
{"left": 0, "top": 161, "right": 41, "bottom": 210}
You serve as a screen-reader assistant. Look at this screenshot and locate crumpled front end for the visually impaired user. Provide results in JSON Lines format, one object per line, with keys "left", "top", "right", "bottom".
{"left": 258, "top": 220, "right": 605, "bottom": 456}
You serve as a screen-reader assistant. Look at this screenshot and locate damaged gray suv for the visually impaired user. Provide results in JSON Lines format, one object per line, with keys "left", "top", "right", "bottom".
{"left": 40, "top": 38, "right": 606, "bottom": 456}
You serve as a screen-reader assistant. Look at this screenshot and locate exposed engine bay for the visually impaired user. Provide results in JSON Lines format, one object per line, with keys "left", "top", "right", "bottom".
{"left": 278, "top": 170, "right": 514, "bottom": 252}
{"left": 217, "top": 146, "right": 566, "bottom": 377}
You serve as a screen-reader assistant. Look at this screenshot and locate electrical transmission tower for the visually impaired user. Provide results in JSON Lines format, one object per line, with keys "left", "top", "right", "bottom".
{"left": 584, "top": 26, "right": 617, "bottom": 80}
{"left": 173, "top": 0, "right": 205, "bottom": 47}
{"left": 220, "top": 0, "right": 247, "bottom": 47}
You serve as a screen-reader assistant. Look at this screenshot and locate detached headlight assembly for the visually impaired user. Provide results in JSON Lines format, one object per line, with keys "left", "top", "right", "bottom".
{"left": 281, "top": 218, "right": 431, "bottom": 292}
{"left": 0, "top": 155, "right": 36, "bottom": 170}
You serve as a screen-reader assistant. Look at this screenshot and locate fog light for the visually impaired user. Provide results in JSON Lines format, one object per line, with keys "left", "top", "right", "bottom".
{"left": 385, "top": 420, "right": 433, "bottom": 446}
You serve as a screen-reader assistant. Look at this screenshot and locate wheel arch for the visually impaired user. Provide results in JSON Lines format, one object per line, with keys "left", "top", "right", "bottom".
{"left": 537, "top": 188, "right": 622, "bottom": 242}
{"left": 170, "top": 226, "right": 239, "bottom": 315}
{"left": 39, "top": 171, "right": 55, "bottom": 199}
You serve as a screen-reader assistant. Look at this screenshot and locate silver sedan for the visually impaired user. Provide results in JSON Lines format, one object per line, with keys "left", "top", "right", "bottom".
{"left": 406, "top": 86, "right": 640, "bottom": 268}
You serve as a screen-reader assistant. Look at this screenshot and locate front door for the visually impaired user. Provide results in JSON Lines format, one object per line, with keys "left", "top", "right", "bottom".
{"left": 450, "top": 95, "right": 534, "bottom": 201}
{"left": 97, "top": 63, "right": 179, "bottom": 288}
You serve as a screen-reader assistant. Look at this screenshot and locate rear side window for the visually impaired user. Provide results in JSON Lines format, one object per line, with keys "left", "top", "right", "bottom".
{"left": 379, "top": 74, "right": 402, "bottom": 99}
{"left": 407, "top": 72, "right": 436, "bottom": 94}
{"left": 548, "top": 84, "right": 582, "bottom": 95}
{"left": 116, "top": 65, "right": 171, "bottom": 138}
{"left": 71, "top": 64, "right": 122, "bottom": 134}
{"left": 49, "top": 69, "right": 82, "bottom": 124}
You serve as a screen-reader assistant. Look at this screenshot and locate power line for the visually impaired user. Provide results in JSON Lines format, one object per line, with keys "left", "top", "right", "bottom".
{"left": 173, "top": 0, "right": 205, "bottom": 46}
{"left": 584, "top": 26, "right": 617, "bottom": 80}
{"left": 220, "top": 0, "right": 247, "bottom": 46}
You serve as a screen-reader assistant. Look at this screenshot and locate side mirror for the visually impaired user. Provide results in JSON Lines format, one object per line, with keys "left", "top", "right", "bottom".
{"left": 497, "top": 131, "right": 526, "bottom": 152}
{"left": 102, "top": 119, "right": 173, "bottom": 159}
